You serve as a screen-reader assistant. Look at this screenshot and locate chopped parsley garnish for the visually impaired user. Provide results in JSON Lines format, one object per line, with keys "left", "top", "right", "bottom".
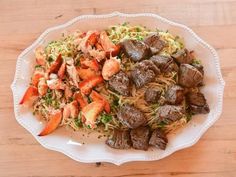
{"left": 68, "top": 97, "right": 74, "bottom": 103}
{"left": 74, "top": 116, "right": 83, "bottom": 127}
{"left": 42, "top": 89, "right": 59, "bottom": 109}
{"left": 136, "top": 35, "right": 144, "bottom": 41}
{"left": 136, "top": 27, "right": 141, "bottom": 32}
{"left": 192, "top": 59, "right": 201, "bottom": 65}
{"left": 87, "top": 96, "right": 92, "bottom": 103}
{"left": 151, "top": 103, "right": 160, "bottom": 110}
{"left": 71, "top": 86, "right": 78, "bottom": 93}
{"left": 122, "top": 22, "right": 128, "bottom": 26}
{"left": 35, "top": 65, "right": 42, "bottom": 69}
{"left": 186, "top": 112, "right": 193, "bottom": 122}
{"left": 157, "top": 121, "right": 167, "bottom": 129}
{"left": 101, "top": 114, "right": 112, "bottom": 124}
{"left": 86, "top": 124, "right": 91, "bottom": 129}
{"left": 52, "top": 100, "right": 60, "bottom": 109}
{"left": 44, "top": 89, "right": 53, "bottom": 106}
{"left": 111, "top": 95, "right": 119, "bottom": 111}
{"left": 47, "top": 56, "right": 54, "bottom": 63}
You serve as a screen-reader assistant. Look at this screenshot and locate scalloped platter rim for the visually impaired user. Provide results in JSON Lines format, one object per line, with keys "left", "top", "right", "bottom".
{"left": 11, "top": 12, "right": 225, "bottom": 165}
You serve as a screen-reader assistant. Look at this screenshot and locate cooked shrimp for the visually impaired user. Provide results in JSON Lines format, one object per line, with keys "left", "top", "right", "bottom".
{"left": 47, "top": 78, "right": 65, "bottom": 90}
{"left": 88, "top": 49, "right": 106, "bottom": 62}
{"left": 58, "top": 62, "right": 66, "bottom": 79}
{"left": 102, "top": 57, "right": 121, "bottom": 80}
{"left": 38, "top": 78, "right": 48, "bottom": 96}
{"left": 35, "top": 46, "right": 46, "bottom": 66}
{"left": 19, "top": 86, "right": 39, "bottom": 105}
{"left": 78, "top": 31, "right": 99, "bottom": 53}
{"left": 31, "top": 68, "right": 45, "bottom": 87}
{"left": 64, "top": 85, "right": 73, "bottom": 100}
{"left": 63, "top": 101, "right": 79, "bottom": 120}
{"left": 78, "top": 31, "right": 106, "bottom": 61}
{"left": 66, "top": 58, "right": 80, "bottom": 87}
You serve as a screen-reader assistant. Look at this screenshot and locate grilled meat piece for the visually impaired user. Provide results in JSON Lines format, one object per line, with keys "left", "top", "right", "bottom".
{"left": 106, "top": 129, "right": 131, "bottom": 149}
{"left": 149, "top": 129, "right": 168, "bottom": 150}
{"left": 172, "top": 48, "right": 193, "bottom": 64}
{"left": 150, "top": 55, "right": 178, "bottom": 73}
{"left": 144, "top": 88, "right": 162, "bottom": 104}
{"left": 130, "top": 126, "right": 150, "bottom": 150}
{"left": 165, "top": 85, "right": 184, "bottom": 104}
{"left": 178, "top": 64, "right": 203, "bottom": 88}
{"left": 157, "top": 105, "right": 185, "bottom": 123}
{"left": 108, "top": 71, "right": 131, "bottom": 96}
{"left": 117, "top": 104, "right": 147, "bottom": 129}
{"left": 144, "top": 34, "right": 166, "bottom": 55}
{"left": 186, "top": 91, "right": 210, "bottom": 114}
{"left": 121, "top": 39, "right": 151, "bottom": 62}
{"left": 131, "top": 60, "right": 160, "bottom": 88}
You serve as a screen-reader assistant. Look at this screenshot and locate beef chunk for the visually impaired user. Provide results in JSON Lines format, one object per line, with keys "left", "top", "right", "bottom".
{"left": 172, "top": 48, "right": 193, "bottom": 64}
{"left": 117, "top": 104, "right": 147, "bottom": 129}
{"left": 131, "top": 60, "right": 160, "bottom": 88}
{"left": 165, "top": 85, "right": 184, "bottom": 104}
{"left": 130, "top": 126, "right": 150, "bottom": 150}
{"left": 149, "top": 129, "right": 168, "bottom": 150}
{"left": 121, "top": 39, "right": 151, "bottom": 62}
{"left": 186, "top": 92, "right": 210, "bottom": 114}
{"left": 178, "top": 64, "right": 203, "bottom": 88}
{"left": 192, "top": 62, "right": 204, "bottom": 75}
{"left": 150, "top": 55, "right": 178, "bottom": 73}
{"left": 145, "top": 88, "right": 162, "bottom": 104}
{"left": 157, "top": 105, "right": 185, "bottom": 123}
{"left": 144, "top": 34, "right": 166, "bottom": 54}
{"left": 106, "top": 129, "right": 131, "bottom": 149}
{"left": 140, "top": 60, "right": 160, "bottom": 74}
{"left": 108, "top": 71, "right": 130, "bottom": 96}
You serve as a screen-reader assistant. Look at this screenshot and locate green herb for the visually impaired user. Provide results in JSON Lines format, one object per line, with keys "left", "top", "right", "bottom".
{"left": 136, "top": 35, "right": 144, "bottom": 41}
{"left": 87, "top": 96, "right": 92, "bottom": 103}
{"left": 86, "top": 124, "right": 91, "bottom": 129}
{"left": 101, "top": 114, "right": 112, "bottom": 124}
{"left": 151, "top": 103, "right": 160, "bottom": 110}
{"left": 186, "top": 112, "right": 193, "bottom": 122}
{"left": 117, "top": 52, "right": 122, "bottom": 59}
{"left": 35, "top": 65, "right": 42, "bottom": 69}
{"left": 157, "top": 121, "right": 167, "bottom": 128}
{"left": 42, "top": 89, "right": 60, "bottom": 109}
{"left": 48, "top": 40, "right": 56, "bottom": 45}
{"left": 192, "top": 59, "right": 201, "bottom": 65}
{"left": 122, "top": 22, "right": 128, "bottom": 26}
{"left": 68, "top": 97, "right": 73, "bottom": 103}
{"left": 47, "top": 56, "right": 54, "bottom": 63}
{"left": 71, "top": 87, "right": 78, "bottom": 93}
{"left": 52, "top": 100, "right": 60, "bottom": 109}
{"left": 74, "top": 116, "right": 82, "bottom": 127}
{"left": 136, "top": 27, "right": 141, "bottom": 32}
{"left": 43, "top": 89, "right": 53, "bottom": 106}
{"left": 111, "top": 95, "right": 119, "bottom": 111}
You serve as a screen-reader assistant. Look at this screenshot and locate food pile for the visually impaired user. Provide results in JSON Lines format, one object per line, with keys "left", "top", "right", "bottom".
{"left": 20, "top": 23, "right": 209, "bottom": 150}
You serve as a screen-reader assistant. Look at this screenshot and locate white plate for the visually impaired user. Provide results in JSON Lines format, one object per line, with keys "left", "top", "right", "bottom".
{"left": 11, "top": 12, "right": 225, "bottom": 165}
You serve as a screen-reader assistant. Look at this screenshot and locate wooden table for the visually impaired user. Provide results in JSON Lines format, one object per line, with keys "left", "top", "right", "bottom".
{"left": 1, "top": 0, "right": 236, "bottom": 176}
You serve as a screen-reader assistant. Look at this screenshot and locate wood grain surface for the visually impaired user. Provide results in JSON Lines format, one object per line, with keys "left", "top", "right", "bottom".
{"left": 0, "top": 0, "right": 236, "bottom": 177}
